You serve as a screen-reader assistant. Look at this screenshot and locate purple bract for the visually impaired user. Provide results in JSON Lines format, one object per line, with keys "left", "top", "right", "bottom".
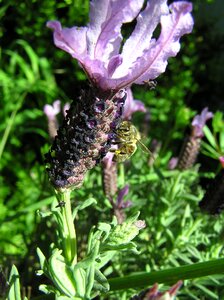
{"left": 47, "top": 0, "right": 193, "bottom": 92}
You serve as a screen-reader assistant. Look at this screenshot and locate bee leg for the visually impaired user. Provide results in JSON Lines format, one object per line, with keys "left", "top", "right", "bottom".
{"left": 111, "top": 140, "right": 123, "bottom": 145}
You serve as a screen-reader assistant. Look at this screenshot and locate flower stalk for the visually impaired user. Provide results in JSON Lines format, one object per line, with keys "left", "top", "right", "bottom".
{"left": 57, "top": 190, "right": 77, "bottom": 264}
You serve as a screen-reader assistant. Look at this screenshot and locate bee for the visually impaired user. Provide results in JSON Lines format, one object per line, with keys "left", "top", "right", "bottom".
{"left": 143, "top": 80, "right": 157, "bottom": 90}
{"left": 111, "top": 121, "right": 154, "bottom": 162}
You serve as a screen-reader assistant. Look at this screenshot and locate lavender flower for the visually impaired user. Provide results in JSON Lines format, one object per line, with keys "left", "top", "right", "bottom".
{"left": 177, "top": 108, "right": 213, "bottom": 170}
{"left": 46, "top": 0, "right": 194, "bottom": 191}
{"left": 44, "top": 100, "right": 61, "bottom": 120}
{"left": 191, "top": 107, "right": 213, "bottom": 138}
{"left": 47, "top": 1, "right": 193, "bottom": 91}
{"left": 113, "top": 185, "right": 132, "bottom": 224}
{"left": 44, "top": 100, "right": 61, "bottom": 139}
{"left": 44, "top": 100, "right": 70, "bottom": 139}
{"left": 45, "top": 88, "right": 126, "bottom": 191}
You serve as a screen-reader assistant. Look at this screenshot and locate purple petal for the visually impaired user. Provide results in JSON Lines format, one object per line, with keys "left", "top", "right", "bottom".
{"left": 219, "top": 156, "right": 224, "bottom": 168}
{"left": 47, "top": 1, "right": 194, "bottom": 92}
{"left": 100, "top": 2, "right": 194, "bottom": 90}
{"left": 116, "top": 185, "right": 129, "bottom": 207}
{"left": 123, "top": 88, "right": 146, "bottom": 120}
{"left": 133, "top": 1, "right": 194, "bottom": 85}
{"left": 108, "top": 55, "right": 123, "bottom": 77}
{"left": 87, "top": 0, "right": 144, "bottom": 62}
{"left": 168, "top": 157, "right": 178, "bottom": 170}
{"left": 120, "top": 200, "right": 132, "bottom": 209}
{"left": 192, "top": 107, "right": 213, "bottom": 138}
{"left": 43, "top": 100, "right": 61, "bottom": 120}
{"left": 118, "top": 0, "right": 169, "bottom": 75}
{"left": 102, "top": 152, "right": 114, "bottom": 169}
{"left": 47, "top": 21, "right": 87, "bottom": 62}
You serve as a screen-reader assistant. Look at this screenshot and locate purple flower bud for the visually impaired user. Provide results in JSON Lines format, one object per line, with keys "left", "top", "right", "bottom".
{"left": 116, "top": 185, "right": 130, "bottom": 208}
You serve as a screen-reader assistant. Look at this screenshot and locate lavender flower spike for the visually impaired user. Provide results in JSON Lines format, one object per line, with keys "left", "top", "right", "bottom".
{"left": 177, "top": 108, "right": 213, "bottom": 170}
{"left": 47, "top": 0, "right": 193, "bottom": 92}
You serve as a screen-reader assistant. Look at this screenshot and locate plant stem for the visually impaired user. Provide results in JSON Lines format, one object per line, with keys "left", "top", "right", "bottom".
{"left": 60, "top": 190, "right": 77, "bottom": 264}
{"left": 0, "top": 94, "right": 25, "bottom": 162}
{"left": 108, "top": 258, "right": 224, "bottom": 290}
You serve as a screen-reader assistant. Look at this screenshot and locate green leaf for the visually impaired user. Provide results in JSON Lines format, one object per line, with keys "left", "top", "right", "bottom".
{"left": 73, "top": 198, "right": 97, "bottom": 219}
{"left": 194, "top": 283, "right": 219, "bottom": 299}
{"left": 7, "top": 265, "right": 21, "bottom": 300}
{"left": 212, "top": 111, "right": 224, "bottom": 133}
{"left": 16, "top": 40, "right": 40, "bottom": 78}
{"left": 93, "top": 269, "right": 109, "bottom": 293}
{"left": 219, "top": 131, "right": 224, "bottom": 152}
{"left": 201, "top": 141, "right": 219, "bottom": 158}
{"left": 36, "top": 247, "right": 49, "bottom": 277}
{"left": 203, "top": 125, "right": 217, "bottom": 148}
{"left": 48, "top": 249, "right": 77, "bottom": 297}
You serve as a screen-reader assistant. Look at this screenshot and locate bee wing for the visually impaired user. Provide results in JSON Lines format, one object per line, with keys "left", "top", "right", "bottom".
{"left": 137, "top": 139, "right": 155, "bottom": 161}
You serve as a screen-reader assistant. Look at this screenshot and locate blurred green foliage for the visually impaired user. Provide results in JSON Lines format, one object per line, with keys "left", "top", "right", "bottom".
{"left": 1, "top": 0, "right": 224, "bottom": 299}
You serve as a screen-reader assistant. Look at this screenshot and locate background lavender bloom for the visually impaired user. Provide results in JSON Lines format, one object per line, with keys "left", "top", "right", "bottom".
{"left": 43, "top": 100, "right": 61, "bottom": 139}
{"left": 43, "top": 100, "right": 61, "bottom": 120}
{"left": 44, "top": 100, "right": 70, "bottom": 139}
{"left": 102, "top": 152, "right": 118, "bottom": 198}
{"left": 177, "top": 108, "right": 213, "bottom": 170}
{"left": 131, "top": 281, "right": 182, "bottom": 300}
{"left": 111, "top": 185, "right": 133, "bottom": 224}
{"left": 191, "top": 107, "right": 213, "bottom": 138}
{"left": 47, "top": 0, "right": 193, "bottom": 92}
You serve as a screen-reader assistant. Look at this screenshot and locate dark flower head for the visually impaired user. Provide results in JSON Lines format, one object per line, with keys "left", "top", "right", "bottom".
{"left": 47, "top": 0, "right": 193, "bottom": 92}
{"left": 45, "top": 88, "right": 127, "bottom": 191}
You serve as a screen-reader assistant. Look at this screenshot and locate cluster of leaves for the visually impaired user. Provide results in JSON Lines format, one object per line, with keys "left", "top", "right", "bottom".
{"left": 1, "top": 0, "right": 224, "bottom": 299}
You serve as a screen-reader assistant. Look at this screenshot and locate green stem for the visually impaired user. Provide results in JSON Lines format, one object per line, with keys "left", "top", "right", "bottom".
{"left": 119, "top": 163, "right": 125, "bottom": 187}
{"left": 60, "top": 190, "right": 77, "bottom": 264}
{"left": 0, "top": 93, "right": 26, "bottom": 163}
{"left": 108, "top": 258, "right": 224, "bottom": 291}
